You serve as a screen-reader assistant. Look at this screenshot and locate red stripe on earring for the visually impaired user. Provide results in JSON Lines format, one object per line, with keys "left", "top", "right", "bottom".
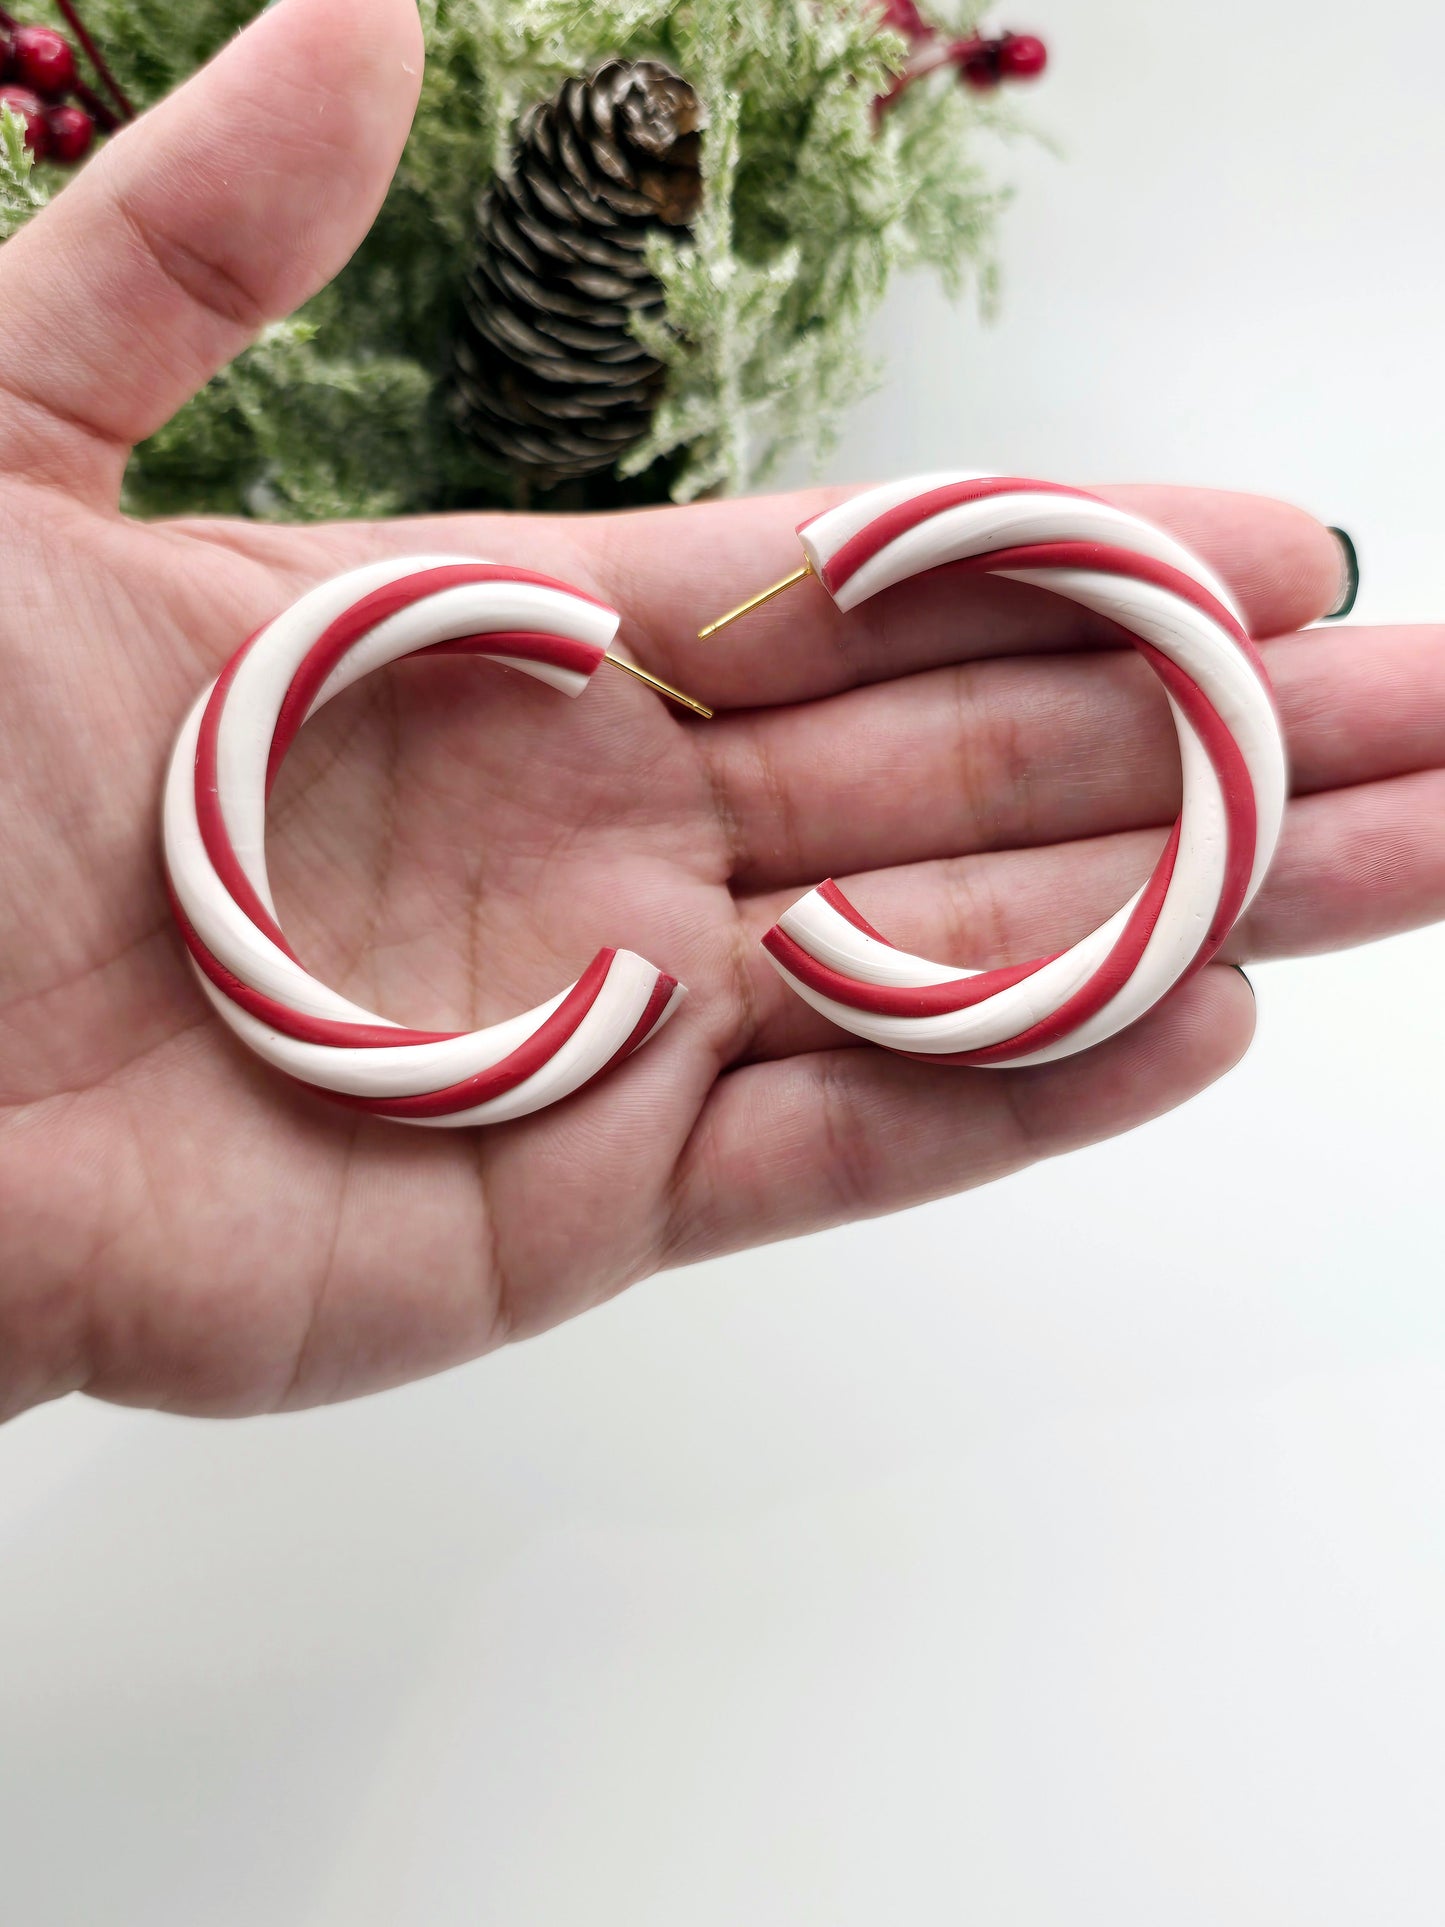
{"left": 267, "top": 625, "right": 602, "bottom": 789}
{"left": 417, "top": 630, "right": 603, "bottom": 668}
{"left": 811, "top": 477, "right": 1104, "bottom": 597}
{"left": 303, "top": 949, "right": 618, "bottom": 1119}
{"left": 267, "top": 566, "right": 610, "bottom": 788}
{"left": 193, "top": 629, "right": 299, "bottom": 961}
{"left": 923, "top": 820, "right": 1185, "bottom": 1065}
{"left": 964, "top": 540, "right": 1271, "bottom": 682}
{"left": 168, "top": 883, "right": 463, "bottom": 1049}
{"left": 762, "top": 924, "right": 1054, "bottom": 1017}
{"left": 582, "top": 975, "right": 681, "bottom": 1091}
{"left": 816, "top": 877, "right": 893, "bottom": 943}
{"left": 1137, "top": 641, "right": 1258, "bottom": 966}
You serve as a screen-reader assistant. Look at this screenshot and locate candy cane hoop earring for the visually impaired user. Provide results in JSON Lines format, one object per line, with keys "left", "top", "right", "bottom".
{"left": 700, "top": 474, "right": 1287, "bottom": 1068}
{"left": 162, "top": 559, "right": 711, "bottom": 1127}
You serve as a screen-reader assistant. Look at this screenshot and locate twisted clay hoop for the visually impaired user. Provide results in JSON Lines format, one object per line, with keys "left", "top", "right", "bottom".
{"left": 162, "top": 558, "right": 708, "bottom": 1127}
{"left": 702, "top": 473, "right": 1287, "bottom": 1068}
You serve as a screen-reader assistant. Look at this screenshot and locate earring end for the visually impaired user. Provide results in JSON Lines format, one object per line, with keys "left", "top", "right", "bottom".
{"left": 603, "top": 652, "right": 714, "bottom": 720}
{"left": 697, "top": 560, "right": 813, "bottom": 639}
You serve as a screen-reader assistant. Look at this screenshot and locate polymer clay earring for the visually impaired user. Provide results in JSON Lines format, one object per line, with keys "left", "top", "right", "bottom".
{"left": 701, "top": 473, "right": 1286, "bottom": 1067}
{"left": 163, "top": 558, "right": 709, "bottom": 1126}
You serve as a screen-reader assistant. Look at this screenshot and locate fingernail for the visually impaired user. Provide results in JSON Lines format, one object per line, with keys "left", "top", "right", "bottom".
{"left": 1324, "top": 527, "right": 1359, "bottom": 619}
{"left": 1232, "top": 964, "right": 1255, "bottom": 999}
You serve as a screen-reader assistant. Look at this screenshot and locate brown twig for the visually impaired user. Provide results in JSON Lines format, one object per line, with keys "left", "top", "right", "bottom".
{"left": 72, "top": 76, "right": 117, "bottom": 134}
{"left": 53, "top": 0, "right": 134, "bottom": 121}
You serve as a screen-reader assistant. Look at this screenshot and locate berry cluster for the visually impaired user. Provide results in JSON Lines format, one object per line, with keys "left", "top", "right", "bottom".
{"left": 876, "top": 3, "right": 1048, "bottom": 115}
{"left": 0, "top": 2, "right": 133, "bottom": 167}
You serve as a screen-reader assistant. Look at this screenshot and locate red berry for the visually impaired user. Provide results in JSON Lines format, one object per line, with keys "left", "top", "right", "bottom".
{"left": 45, "top": 102, "right": 93, "bottom": 164}
{"left": 0, "top": 84, "right": 50, "bottom": 158}
{"left": 953, "top": 37, "right": 1001, "bottom": 89}
{"left": 11, "top": 24, "right": 77, "bottom": 101}
{"left": 998, "top": 32, "right": 1048, "bottom": 79}
{"left": 0, "top": 26, "right": 13, "bottom": 77}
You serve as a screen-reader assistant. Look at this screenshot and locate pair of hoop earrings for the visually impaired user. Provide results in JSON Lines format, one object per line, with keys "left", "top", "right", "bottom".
{"left": 162, "top": 472, "right": 1286, "bottom": 1127}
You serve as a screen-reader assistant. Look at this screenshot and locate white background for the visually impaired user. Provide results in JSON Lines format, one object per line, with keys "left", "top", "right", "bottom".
{"left": 4, "top": 1, "right": 1445, "bottom": 1920}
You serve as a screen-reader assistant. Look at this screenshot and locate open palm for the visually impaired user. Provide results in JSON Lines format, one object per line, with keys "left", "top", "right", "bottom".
{"left": 2, "top": 0, "right": 1441, "bottom": 1420}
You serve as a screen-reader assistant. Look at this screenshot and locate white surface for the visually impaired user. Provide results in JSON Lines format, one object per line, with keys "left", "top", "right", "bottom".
{"left": 4, "top": 0, "right": 1445, "bottom": 1919}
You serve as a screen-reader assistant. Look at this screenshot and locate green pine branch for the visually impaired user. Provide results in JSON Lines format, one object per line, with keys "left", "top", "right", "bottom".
{"left": 0, "top": 107, "right": 50, "bottom": 241}
{"left": 0, "top": 0, "right": 1029, "bottom": 515}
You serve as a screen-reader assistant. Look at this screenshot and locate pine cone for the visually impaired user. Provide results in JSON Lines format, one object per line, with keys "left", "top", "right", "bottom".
{"left": 454, "top": 59, "right": 704, "bottom": 492}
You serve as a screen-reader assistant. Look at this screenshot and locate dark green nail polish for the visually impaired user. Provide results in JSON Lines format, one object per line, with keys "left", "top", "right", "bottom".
{"left": 1325, "top": 527, "right": 1359, "bottom": 619}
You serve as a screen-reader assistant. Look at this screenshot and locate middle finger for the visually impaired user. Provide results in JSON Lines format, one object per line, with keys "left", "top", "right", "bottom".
{"left": 699, "top": 624, "right": 1445, "bottom": 891}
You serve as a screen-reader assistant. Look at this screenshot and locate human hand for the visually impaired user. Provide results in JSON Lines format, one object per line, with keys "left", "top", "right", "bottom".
{"left": 0, "top": 0, "right": 1438, "bottom": 1419}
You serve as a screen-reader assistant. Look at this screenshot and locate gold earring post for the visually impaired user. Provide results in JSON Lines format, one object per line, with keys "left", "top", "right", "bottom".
{"left": 697, "top": 559, "right": 813, "bottom": 639}
{"left": 604, "top": 652, "right": 714, "bottom": 720}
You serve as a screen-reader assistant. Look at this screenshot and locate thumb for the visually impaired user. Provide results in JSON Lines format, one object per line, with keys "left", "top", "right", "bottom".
{"left": 0, "top": 0, "right": 423, "bottom": 497}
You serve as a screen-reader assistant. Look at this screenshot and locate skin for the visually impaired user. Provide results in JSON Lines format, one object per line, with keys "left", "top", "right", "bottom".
{"left": 0, "top": 0, "right": 1442, "bottom": 1422}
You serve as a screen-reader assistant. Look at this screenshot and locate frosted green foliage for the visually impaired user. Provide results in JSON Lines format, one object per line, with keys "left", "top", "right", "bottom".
{"left": 1, "top": 0, "right": 1020, "bottom": 515}
{"left": 0, "top": 108, "right": 50, "bottom": 241}
{"left": 131, "top": 315, "right": 441, "bottom": 520}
